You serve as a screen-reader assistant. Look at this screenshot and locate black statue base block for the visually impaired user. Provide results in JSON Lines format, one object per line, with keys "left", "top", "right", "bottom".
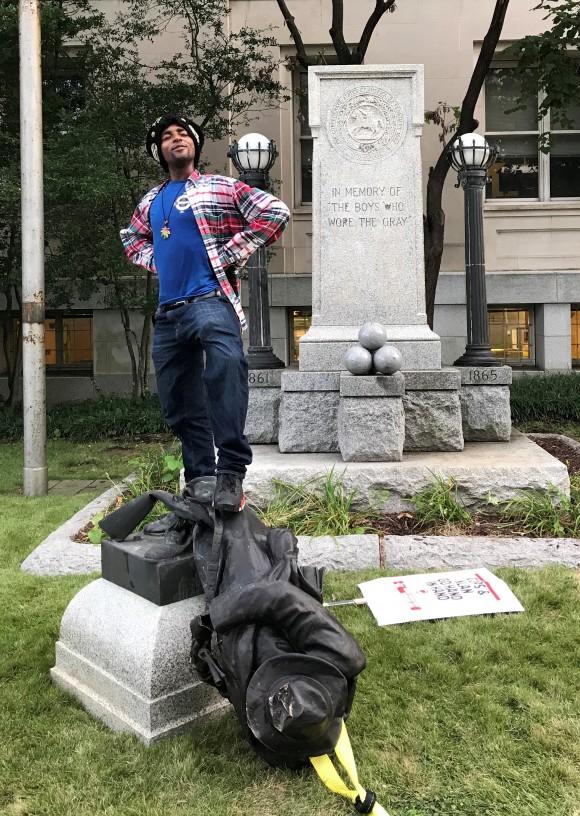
{"left": 101, "top": 537, "right": 203, "bottom": 606}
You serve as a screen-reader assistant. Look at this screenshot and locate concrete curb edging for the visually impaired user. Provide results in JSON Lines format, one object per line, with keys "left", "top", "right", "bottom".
{"left": 21, "top": 482, "right": 125, "bottom": 577}
{"left": 20, "top": 431, "right": 580, "bottom": 577}
{"left": 22, "top": 519, "right": 580, "bottom": 579}
{"left": 527, "top": 432, "right": 580, "bottom": 452}
{"left": 384, "top": 534, "right": 580, "bottom": 569}
{"left": 298, "top": 533, "right": 579, "bottom": 571}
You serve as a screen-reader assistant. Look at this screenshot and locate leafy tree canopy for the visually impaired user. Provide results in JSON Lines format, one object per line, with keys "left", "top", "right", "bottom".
{"left": 0, "top": 0, "right": 286, "bottom": 398}
{"left": 505, "top": 0, "right": 580, "bottom": 135}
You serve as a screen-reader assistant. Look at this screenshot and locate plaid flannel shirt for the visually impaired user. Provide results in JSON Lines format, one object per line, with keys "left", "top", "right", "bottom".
{"left": 120, "top": 170, "right": 290, "bottom": 330}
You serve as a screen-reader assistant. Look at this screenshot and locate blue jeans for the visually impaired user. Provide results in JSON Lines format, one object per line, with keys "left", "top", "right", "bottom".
{"left": 152, "top": 296, "right": 252, "bottom": 482}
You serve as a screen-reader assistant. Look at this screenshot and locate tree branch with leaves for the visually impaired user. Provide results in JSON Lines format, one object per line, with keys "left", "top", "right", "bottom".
{"left": 276, "top": 0, "right": 510, "bottom": 328}
{"left": 1, "top": 0, "right": 288, "bottom": 401}
{"left": 276, "top": 0, "right": 396, "bottom": 66}
{"left": 423, "top": 0, "right": 510, "bottom": 327}
{"left": 504, "top": 0, "right": 580, "bottom": 140}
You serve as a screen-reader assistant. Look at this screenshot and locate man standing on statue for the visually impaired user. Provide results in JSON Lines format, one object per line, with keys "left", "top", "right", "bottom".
{"left": 121, "top": 114, "right": 290, "bottom": 511}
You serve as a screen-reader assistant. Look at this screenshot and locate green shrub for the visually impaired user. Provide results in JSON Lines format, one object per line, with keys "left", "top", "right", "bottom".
{"left": 511, "top": 374, "right": 580, "bottom": 423}
{"left": 254, "top": 469, "right": 380, "bottom": 536}
{"left": 119, "top": 445, "right": 183, "bottom": 526}
{"left": 0, "top": 396, "right": 168, "bottom": 442}
{"left": 125, "top": 445, "right": 183, "bottom": 497}
{"left": 411, "top": 474, "right": 472, "bottom": 528}
{"left": 0, "top": 407, "right": 22, "bottom": 441}
{"left": 501, "top": 481, "right": 580, "bottom": 538}
{"left": 569, "top": 473, "right": 580, "bottom": 504}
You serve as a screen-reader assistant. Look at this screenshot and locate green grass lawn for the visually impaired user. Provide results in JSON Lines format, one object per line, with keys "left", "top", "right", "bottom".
{"left": 1, "top": 442, "right": 579, "bottom": 815}
{"left": 0, "top": 440, "right": 141, "bottom": 573}
{"left": 0, "top": 439, "right": 146, "bottom": 495}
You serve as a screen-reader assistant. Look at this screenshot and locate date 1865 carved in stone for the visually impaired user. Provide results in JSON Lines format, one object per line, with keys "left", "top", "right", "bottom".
{"left": 328, "top": 85, "right": 407, "bottom": 164}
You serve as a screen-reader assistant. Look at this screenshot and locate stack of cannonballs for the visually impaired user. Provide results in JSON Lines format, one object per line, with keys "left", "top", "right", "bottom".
{"left": 344, "top": 322, "right": 403, "bottom": 376}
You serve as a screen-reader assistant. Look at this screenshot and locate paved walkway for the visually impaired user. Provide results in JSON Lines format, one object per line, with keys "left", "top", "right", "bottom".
{"left": 48, "top": 479, "right": 111, "bottom": 496}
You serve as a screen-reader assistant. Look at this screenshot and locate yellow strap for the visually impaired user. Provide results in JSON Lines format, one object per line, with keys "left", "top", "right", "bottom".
{"left": 309, "top": 722, "right": 390, "bottom": 816}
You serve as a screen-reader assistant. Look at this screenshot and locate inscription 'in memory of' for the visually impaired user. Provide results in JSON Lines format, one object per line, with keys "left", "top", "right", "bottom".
{"left": 327, "top": 185, "right": 411, "bottom": 229}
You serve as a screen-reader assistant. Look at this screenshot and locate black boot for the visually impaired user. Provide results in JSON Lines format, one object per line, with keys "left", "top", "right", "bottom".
{"left": 184, "top": 475, "right": 217, "bottom": 503}
{"left": 214, "top": 472, "right": 245, "bottom": 512}
{"left": 145, "top": 476, "right": 217, "bottom": 533}
{"left": 143, "top": 513, "right": 180, "bottom": 536}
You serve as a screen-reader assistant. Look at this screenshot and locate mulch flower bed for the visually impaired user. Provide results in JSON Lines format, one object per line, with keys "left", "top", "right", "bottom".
{"left": 77, "top": 434, "right": 580, "bottom": 542}
{"left": 530, "top": 434, "right": 580, "bottom": 476}
{"left": 362, "top": 512, "right": 525, "bottom": 538}
{"left": 361, "top": 433, "right": 580, "bottom": 538}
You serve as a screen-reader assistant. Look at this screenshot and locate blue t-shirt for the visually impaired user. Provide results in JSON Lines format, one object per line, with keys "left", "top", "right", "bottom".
{"left": 150, "top": 181, "right": 217, "bottom": 305}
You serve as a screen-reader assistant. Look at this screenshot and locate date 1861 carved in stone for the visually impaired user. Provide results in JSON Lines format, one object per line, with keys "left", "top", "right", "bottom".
{"left": 328, "top": 85, "right": 407, "bottom": 164}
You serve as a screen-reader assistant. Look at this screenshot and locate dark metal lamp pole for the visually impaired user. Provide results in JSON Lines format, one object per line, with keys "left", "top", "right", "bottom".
{"left": 450, "top": 133, "right": 498, "bottom": 367}
{"left": 228, "top": 133, "right": 285, "bottom": 370}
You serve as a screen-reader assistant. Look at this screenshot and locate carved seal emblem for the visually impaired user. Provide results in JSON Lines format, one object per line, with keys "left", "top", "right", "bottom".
{"left": 328, "top": 85, "right": 407, "bottom": 164}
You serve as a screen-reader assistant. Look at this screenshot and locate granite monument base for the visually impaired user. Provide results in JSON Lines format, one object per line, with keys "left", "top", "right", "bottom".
{"left": 51, "top": 579, "right": 227, "bottom": 745}
{"left": 338, "top": 373, "right": 405, "bottom": 461}
{"left": 277, "top": 368, "right": 469, "bottom": 456}
{"left": 402, "top": 369, "right": 464, "bottom": 452}
{"left": 299, "top": 325, "right": 442, "bottom": 372}
{"left": 458, "top": 367, "right": 512, "bottom": 442}
{"left": 278, "top": 371, "right": 340, "bottom": 453}
{"left": 245, "top": 430, "right": 569, "bottom": 512}
{"left": 245, "top": 369, "right": 282, "bottom": 444}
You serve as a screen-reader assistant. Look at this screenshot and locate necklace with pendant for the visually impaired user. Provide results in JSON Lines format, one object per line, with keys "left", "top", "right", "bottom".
{"left": 160, "top": 181, "right": 186, "bottom": 239}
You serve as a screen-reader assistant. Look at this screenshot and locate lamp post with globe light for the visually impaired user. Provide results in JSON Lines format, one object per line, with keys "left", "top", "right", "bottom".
{"left": 228, "top": 132, "right": 285, "bottom": 370}
{"left": 450, "top": 132, "right": 498, "bottom": 367}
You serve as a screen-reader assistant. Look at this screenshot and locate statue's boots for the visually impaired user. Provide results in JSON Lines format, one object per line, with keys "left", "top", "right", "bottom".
{"left": 143, "top": 512, "right": 181, "bottom": 536}
{"left": 139, "top": 527, "right": 191, "bottom": 560}
{"left": 143, "top": 476, "right": 217, "bottom": 536}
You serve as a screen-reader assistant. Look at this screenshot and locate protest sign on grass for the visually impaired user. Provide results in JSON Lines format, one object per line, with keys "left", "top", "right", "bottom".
{"left": 358, "top": 568, "right": 524, "bottom": 626}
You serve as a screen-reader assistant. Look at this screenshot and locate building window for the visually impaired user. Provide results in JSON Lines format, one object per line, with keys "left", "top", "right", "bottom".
{"left": 289, "top": 308, "right": 312, "bottom": 364}
{"left": 1, "top": 312, "right": 93, "bottom": 375}
{"left": 572, "top": 308, "right": 580, "bottom": 364}
{"left": 488, "top": 307, "right": 533, "bottom": 365}
{"left": 296, "top": 68, "right": 313, "bottom": 205}
{"left": 46, "top": 313, "right": 93, "bottom": 371}
{"left": 485, "top": 65, "right": 580, "bottom": 200}
{"left": 293, "top": 57, "right": 337, "bottom": 206}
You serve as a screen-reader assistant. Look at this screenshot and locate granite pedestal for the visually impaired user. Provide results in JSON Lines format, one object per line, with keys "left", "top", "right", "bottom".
{"left": 51, "top": 579, "right": 227, "bottom": 744}
{"left": 245, "top": 369, "right": 282, "bottom": 444}
{"left": 338, "top": 373, "right": 405, "bottom": 461}
{"left": 245, "top": 430, "right": 569, "bottom": 512}
{"left": 458, "top": 367, "right": 512, "bottom": 442}
{"left": 278, "top": 371, "right": 340, "bottom": 453}
{"left": 402, "top": 369, "right": 464, "bottom": 452}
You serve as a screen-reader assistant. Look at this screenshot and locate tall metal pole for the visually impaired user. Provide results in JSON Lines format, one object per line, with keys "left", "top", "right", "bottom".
{"left": 237, "top": 166, "right": 284, "bottom": 370}
{"left": 20, "top": 0, "right": 47, "bottom": 495}
{"left": 453, "top": 166, "right": 497, "bottom": 367}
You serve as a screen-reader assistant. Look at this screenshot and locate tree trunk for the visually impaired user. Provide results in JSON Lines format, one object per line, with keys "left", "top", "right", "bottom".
{"left": 117, "top": 297, "right": 139, "bottom": 400}
{"left": 137, "top": 270, "right": 154, "bottom": 398}
{"left": 1, "top": 292, "right": 21, "bottom": 407}
{"left": 138, "top": 314, "right": 151, "bottom": 398}
{"left": 276, "top": 0, "right": 396, "bottom": 66}
{"left": 424, "top": 0, "right": 510, "bottom": 327}
{"left": 111, "top": 200, "right": 141, "bottom": 399}
{"left": 1, "top": 225, "right": 22, "bottom": 406}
